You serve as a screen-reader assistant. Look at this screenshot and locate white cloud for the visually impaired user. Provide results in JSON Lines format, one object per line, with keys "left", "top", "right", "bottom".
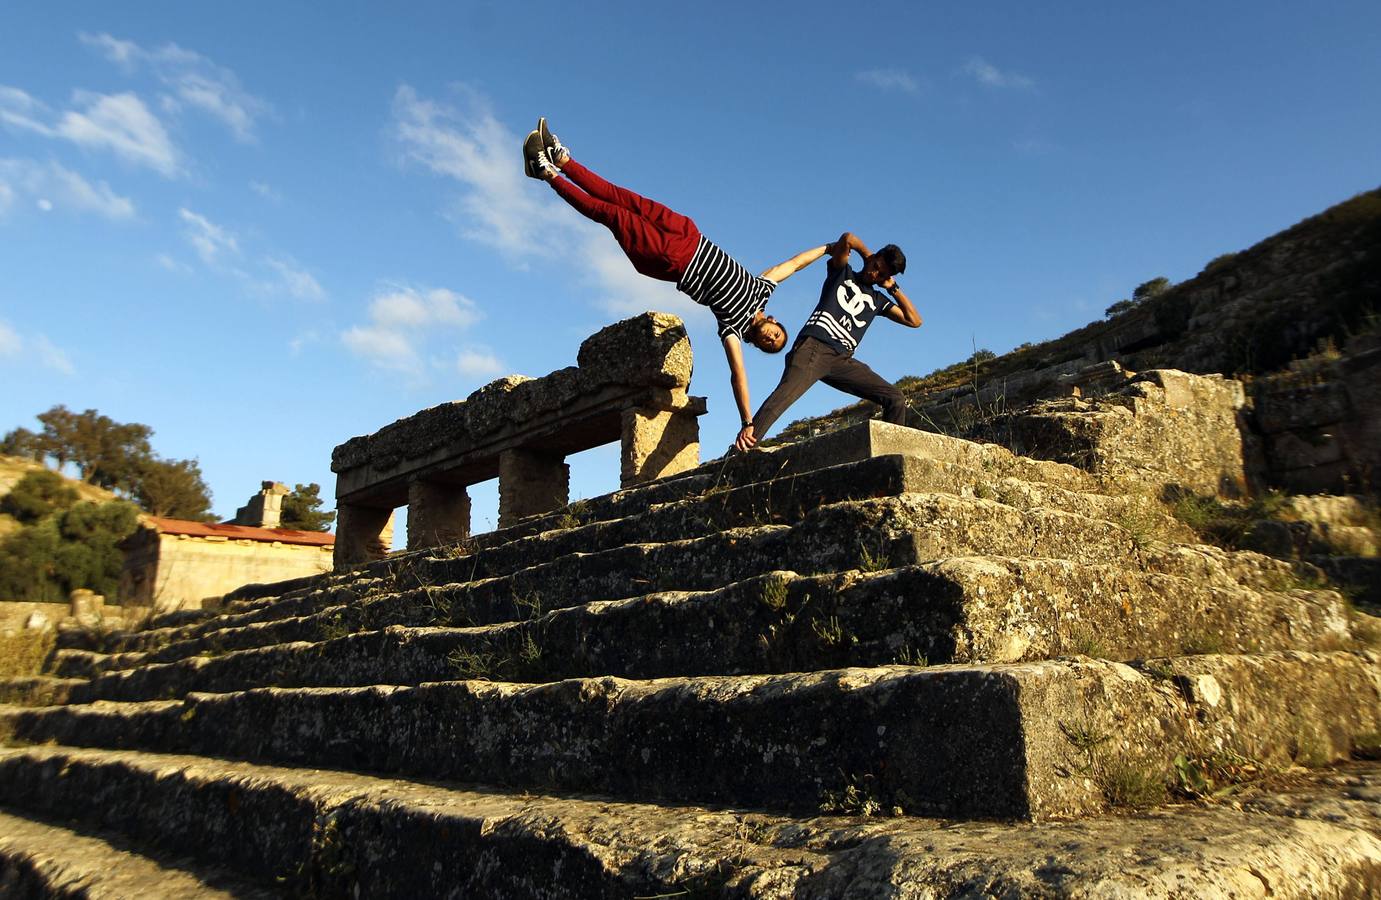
{"left": 456, "top": 348, "right": 503, "bottom": 378}
{"left": 249, "top": 180, "right": 281, "bottom": 202}
{"left": 370, "top": 287, "right": 478, "bottom": 329}
{"left": 56, "top": 91, "right": 180, "bottom": 175}
{"left": 962, "top": 57, "right": 1035, "bottom": 90}
{"left": 0, "top": 158, "right": 135, "bottom": 219}
{"left": 79, "top": 33, "right": 269, "bottom": 142}
{"left": 32, "top": 335, "right": 75, "bottom": 375}
{"left": 342, "top": 284, "right": 486, "bottom": 378}
{"left": 855, "top": 68, "right": 923, "bottom": 94}
{"left": 155, "top": 253, "right": 193, "bottom": 274}
{"left": 0, "top": 181, "right": 13, "bottom": 215}
{"left": 0, "top": 320, "right": 21, "bottom": 357}
{"left": 288, "top": 330, "right": 319, "bottom": 355}
{"left": 0, "top": 85, "right": 52, "bottom": 134}
{"left": 264, "top": 256, "right": 326, "bottom": 301}
{"left": 179, "top": 207, "right": 239, "bottom": 264}
{"left": 342, "top": 325, "right": 417, "bottom": 373}
{"left": 391, "top": 84, "right": 694, "bottom": 318}
{"left": 0, "top": 324, "right": 74, "bottom": 374}
{"left": 78, "top": 32, "right": 141, "bottom": 69}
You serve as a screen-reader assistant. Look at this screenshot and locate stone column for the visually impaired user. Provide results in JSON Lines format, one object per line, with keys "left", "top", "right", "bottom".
{"left": 621, "top": 404, "right": 700, "bottom": 487}
{"left": 334, "top": 504, "right": 395, "bottom": 570}
{"left": 498, "top": 449, "right": 569, "bottom": 528}
{"left": 407, "top": 480, "right": 471, "bottom": 551}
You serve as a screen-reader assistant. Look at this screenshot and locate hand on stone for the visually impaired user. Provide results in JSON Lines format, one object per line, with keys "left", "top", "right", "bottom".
{"left": 734, "top": 425, "right": 757, "bottom": 453}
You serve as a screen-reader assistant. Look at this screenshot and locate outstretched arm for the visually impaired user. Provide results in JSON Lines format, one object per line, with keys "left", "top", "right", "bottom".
{"left": 880, "top": 277, "right": 923, "bottom": 328}
{"left": 828, "top": 231, "right": 872, "bottom": 268}
{"left": 722, "top": 334, "right": 755, "bottom": 435}
{"left": 759, "top": 244, "right": 829, "bottom": 283}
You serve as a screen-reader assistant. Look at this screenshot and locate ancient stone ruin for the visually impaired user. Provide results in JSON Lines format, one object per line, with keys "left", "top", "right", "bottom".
{"left": 0, "top": 317, "right": 1378, "bottom": 894}
{"left": 330, "top": 311, "right": 704, "bottom": 568}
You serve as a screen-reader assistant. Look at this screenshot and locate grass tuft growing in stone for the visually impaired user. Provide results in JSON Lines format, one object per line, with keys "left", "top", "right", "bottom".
{"left": 758, "top": 576, "right": 789, "bottom": 611}
{"left": 892, "top": 644, "right": 928, "bottom": 667}
{"left": 1180, "top": 630, "right": 1225, "bottom": 655}
{"left": 857, "top": 541, "right": 889, "bottom": 573}
{"left": 1172, "top": 749, "right": 1265, "bottom": 800}
{"left": 1067, "top": 626, "right": 1106, "bottom": 658}
{"left": 0, "top": 629, "right": 55, "bottom": 678}
{"left": 1098, "top": 759, "right": 1168, "bottom": 809}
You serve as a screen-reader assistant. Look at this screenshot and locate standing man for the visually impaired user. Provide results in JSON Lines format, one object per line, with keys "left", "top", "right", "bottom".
{"left": 524, "top": 119, "right": 828, "bottom": 434}
{"left": 736, "top": 232, "right": 921, "bottom": 451}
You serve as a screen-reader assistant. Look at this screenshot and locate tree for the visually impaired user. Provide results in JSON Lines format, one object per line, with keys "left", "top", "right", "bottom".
{"left": 1132, "top": 277, "right": 1171, "bottom": 303}
{"left": 133, "top": 457, "right": 214, "bottom": 521}
{"left": 55, "top": 501, "right": 140, "bottom": 598}
{"left": 0, "top": 500, "right": 139, "bottom": 602}
{"left": 279, "top": 483, "right": 336, "bottom": 532}
{"left": 0, "top": 427, "right": 43, "bottom": 460}
{"left": 26, "top": 405, "right": 153, "bottom": 491}
{"left": 1105, "top": 298, "right": 1136, "bottom": 318}
{"left": 966, "top": 348, "right": 997, "bottom": 365}
{"left": 0, "top": 470, "right": 79, "bottom": 524}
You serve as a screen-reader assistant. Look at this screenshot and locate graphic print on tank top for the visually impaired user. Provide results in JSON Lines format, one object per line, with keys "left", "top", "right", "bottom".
{"left": 797, "top": 263, "right": 894, "bottom": 353}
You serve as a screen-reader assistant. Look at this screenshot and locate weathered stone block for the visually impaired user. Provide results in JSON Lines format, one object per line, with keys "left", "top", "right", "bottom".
{"left": 334, "top": 505, "right": 394, "bottom": 570}
{"left": 1255, "top": 382, "right": 1351, "bottom": 434}
{"left": 577, "top": 311, "right": 692, "bottom": 389}
{"left": 497, "top": 449, "right": 569, "bottom": 528}
{"left": 1268, "top": 429, "right": 1345, "bottom": 470}
{"left": 620, "top": 406, "right": 700, "bottom": 487}
{"left": 405, "top": 481, "right": 470, "bottom": 551}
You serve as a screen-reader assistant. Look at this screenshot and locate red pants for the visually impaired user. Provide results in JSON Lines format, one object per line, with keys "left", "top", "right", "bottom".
{"left": 549, "top": 159, "right": 701, "bottom": 282}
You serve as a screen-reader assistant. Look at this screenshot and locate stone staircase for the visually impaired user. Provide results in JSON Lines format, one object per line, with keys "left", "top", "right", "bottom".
{"left": 1, "top": 414, "right": 1379, "bottom": 897}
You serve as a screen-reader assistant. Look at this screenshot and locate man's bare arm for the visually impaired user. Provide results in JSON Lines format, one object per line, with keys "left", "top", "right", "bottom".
{"left": 880, "top": 278, "right": 922, "bottom": 328}
{"left": 759, "top": 244, "right": 829, "bottom": 283}
{"left": 828, "top": 231, "right": 873, "bottom": 268}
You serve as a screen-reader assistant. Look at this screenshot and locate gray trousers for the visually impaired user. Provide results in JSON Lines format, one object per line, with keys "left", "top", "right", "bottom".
{"left": 752, "top": 337, "right": 907, "bottom": 437}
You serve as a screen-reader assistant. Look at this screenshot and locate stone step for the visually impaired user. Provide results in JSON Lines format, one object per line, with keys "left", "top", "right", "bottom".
{"left": 1, "top": 746, "right": 1378, "bottom": 898}
{"left": 0, "top": 676, "right": 86, "bottom": 706}
{"left": 5, "top": 652, "right": 1377, "bottom": 820}
{"left": 216, "top": 421, "right": 1104, "bottom": 618}
{"left": 91, "top": 493, "right": 1146, "bottom": 664}
{"left": 54, "top": 561, "right": 1361, "bottom": 703}
{"left": 0, "top": 806, "right": 277, "bottom": 899}
{"left": 224, "top": 450, "right": 1148, "bottom": 630}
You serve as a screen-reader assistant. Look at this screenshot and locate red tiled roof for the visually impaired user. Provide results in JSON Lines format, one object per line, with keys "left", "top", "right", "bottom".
{"left": 145, "top": 516, "right": 335, "bottom": 547}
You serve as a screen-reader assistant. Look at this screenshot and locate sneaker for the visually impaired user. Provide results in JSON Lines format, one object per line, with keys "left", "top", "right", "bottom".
{"left": 537, "top": 116, "right": 569, "bottom": 167}
{"left": 523, "top": 130, "right": 558, "bottom": 180}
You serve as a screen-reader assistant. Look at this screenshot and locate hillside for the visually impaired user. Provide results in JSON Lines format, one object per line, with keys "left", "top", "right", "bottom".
{"left": 0, "top": 456, "right": 121, "bottom": 540}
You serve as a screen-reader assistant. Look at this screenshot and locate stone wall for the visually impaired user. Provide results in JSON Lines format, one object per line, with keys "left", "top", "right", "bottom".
{"left": 121, "top": 530, "right": 334, "bottom": 611}
{"left": 971, "top": 369, "right": 1249, "bottom": 498}
{"left": 1250, "top": 332, "right": 1381, "bottom": 494}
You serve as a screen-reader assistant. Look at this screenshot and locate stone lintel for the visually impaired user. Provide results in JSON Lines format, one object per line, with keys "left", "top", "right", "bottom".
{"left": 497, "top": 449, "right": 570, "bottom": 529}
{"left": 406, "top": 481, "right": 471, "bottom": 552}
{"left": 336, "top": 387, "right": 706, "bottom": 507}
{"left": 334, "top": 505, "right": 395, "bottom": 571}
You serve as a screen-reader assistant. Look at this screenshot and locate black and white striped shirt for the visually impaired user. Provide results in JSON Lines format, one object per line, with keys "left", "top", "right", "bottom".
{"left": 677, "top": 236, "right": 777, "bottom": 340}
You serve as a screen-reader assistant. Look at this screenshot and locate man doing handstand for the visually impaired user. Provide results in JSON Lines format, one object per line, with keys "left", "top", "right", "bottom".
{"left": 524, "top": 119, "right": 827, "bottom": 432}
{"left": 735, "top": 232, "right": 922, "bottom": 452}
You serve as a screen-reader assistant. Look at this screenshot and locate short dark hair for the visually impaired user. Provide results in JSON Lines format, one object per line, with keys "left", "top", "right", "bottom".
{"left": 876, "top": 244, "right": 906, "bottom": 275}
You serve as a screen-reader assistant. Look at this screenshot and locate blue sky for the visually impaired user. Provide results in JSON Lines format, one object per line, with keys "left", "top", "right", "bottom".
{"left": 2, "top": 2, "right": 1379, "bottom": 541}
